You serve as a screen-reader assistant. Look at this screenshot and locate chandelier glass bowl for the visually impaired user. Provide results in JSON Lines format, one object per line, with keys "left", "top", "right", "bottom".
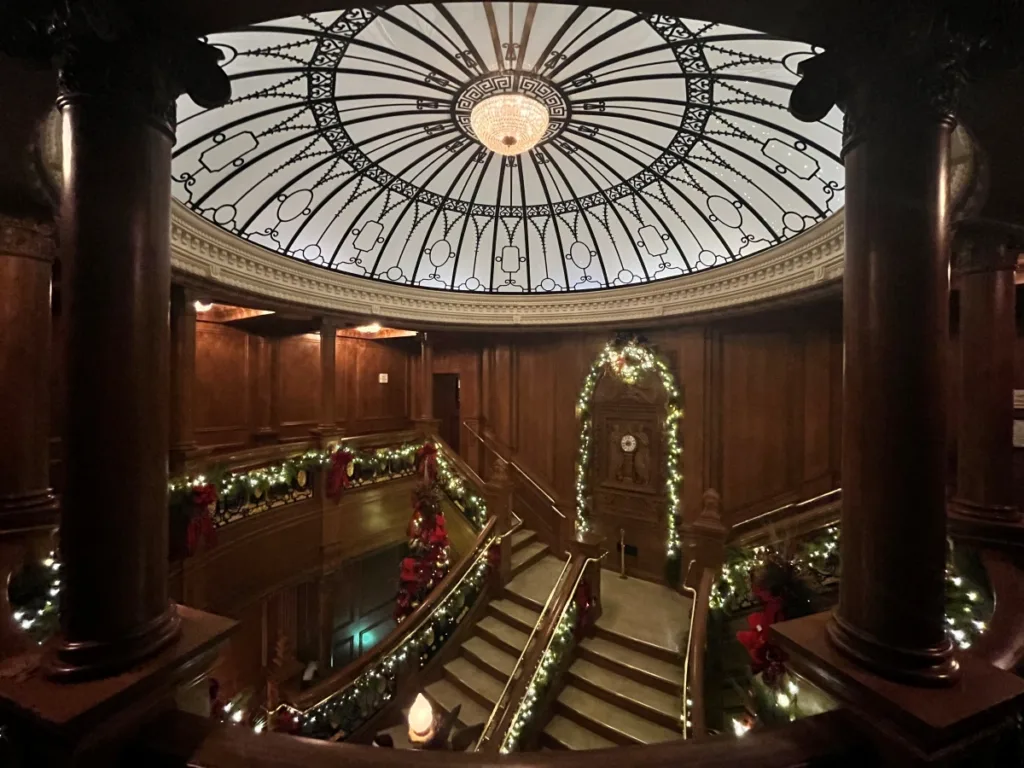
{"left": 469, "top": 93, "right": 550, "bottom": 156}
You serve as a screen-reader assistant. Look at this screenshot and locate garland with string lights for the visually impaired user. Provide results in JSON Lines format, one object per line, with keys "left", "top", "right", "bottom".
{"left": 708, "top": 525, "right": 993, "bottom": 735}
{"left": 574, "top": 336, "right": 683, "bottom": 579}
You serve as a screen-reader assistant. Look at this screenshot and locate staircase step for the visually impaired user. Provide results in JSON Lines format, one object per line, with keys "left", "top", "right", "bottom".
{"left": 579, "top": 635, "right": 684, "bottom": 695}
{"left": 511, "top": 541, "right": 550, "bottom": 574}
{"left": 380, "top": 720, "right": 415, "bottom": 750}
{"left": 567, "top": 659, "right": 680, "bottom": 730}
{"left": 476, "top": 615, "right": 529, "bottom": 656}
{"left": 462, "top": 635, "right": 518, "bottom": 679}
{"left": 424, "top": 678, "right": 491, "bottom": 728}
{"left": 505, "top": 554, "right": 567, "bottom": 611}
{"left": 443, "top": 656, "right": 505, "bottom": 709}
{"left": 510, "top": 528, "right": 537, "bottom": 552}
{"left": 542, "top": 714, "right": 617, "bottom": 751}
{"left": 490, "top": 598, "right": 541, "bottom": 633}
{"left": 556, "top": 685, "right": 681, "bottom": 746}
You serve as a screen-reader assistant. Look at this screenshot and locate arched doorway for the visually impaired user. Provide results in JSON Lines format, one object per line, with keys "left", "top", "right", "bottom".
{"left": 574, "top": 337, "right": 683, "bottom": 582}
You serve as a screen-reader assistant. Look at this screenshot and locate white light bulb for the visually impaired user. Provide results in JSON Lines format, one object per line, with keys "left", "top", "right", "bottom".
{"left": 231, "top": 710, "right": 244, "bottom": 723}
{"left": 407, "top": 693, "right": 433, "bottom": 739}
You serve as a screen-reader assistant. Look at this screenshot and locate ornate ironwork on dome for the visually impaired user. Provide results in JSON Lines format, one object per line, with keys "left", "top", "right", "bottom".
{"left": 172, "top": 3, "right": 844, "bottom": 293}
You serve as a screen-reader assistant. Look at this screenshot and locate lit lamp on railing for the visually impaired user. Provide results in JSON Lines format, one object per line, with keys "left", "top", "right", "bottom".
{"left": 407, "top": 693, "right": 435, "bottom": 745}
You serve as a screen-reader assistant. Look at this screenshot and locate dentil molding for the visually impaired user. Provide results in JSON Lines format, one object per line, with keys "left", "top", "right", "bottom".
{"left": 170, "top": 201, "right": 844, "bottom": 327}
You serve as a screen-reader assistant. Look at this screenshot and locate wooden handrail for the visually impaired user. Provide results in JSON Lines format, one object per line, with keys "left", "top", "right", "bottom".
{"left": 462, "top": 421, "right": 566, "bottom": 520}
{"left": 727, "top": 489, "right": 842, "bottom": 548}
{"left": 476, "top": 554, "right": 577, "bottom": 750}
{"left": 478, "top": 555, "right": 593, "bottom": 753}
{"left": 138, "top": 708, "right": 863, "bottom": 767}
{"left": 288, "top": 516, "right": 498, "bottom": 712}
{"left": 682, "top": 565, "right": 717, "bottom": 739}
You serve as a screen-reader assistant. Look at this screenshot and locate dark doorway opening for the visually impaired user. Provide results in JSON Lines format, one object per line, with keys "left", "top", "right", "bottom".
{"left": 433, "top": 373, "right": 460, "bottom": 453}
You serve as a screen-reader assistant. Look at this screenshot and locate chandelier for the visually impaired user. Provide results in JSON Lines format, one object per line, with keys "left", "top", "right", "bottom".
{"left": 470, "top": 94, "right": 550, "bottom": 156}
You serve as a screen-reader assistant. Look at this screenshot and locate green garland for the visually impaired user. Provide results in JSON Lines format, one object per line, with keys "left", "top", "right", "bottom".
{"left": 500, "top": 597, "right": 579, "bottom": 753}
{"left": 574, "top": 337, "right": 683, "bottom": 562}
{"left": 167, "top": 442, "right": 421, "bottom": 517}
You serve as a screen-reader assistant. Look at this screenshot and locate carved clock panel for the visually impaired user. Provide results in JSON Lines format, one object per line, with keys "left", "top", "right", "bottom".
{"left": 587, "top": 368, "right": 668, "bottom": 581}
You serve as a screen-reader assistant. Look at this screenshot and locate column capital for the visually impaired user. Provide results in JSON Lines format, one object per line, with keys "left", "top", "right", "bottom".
{"left": 0, "top": 2, "right": 230, "bottom": 137}
{"left": 952, "top": 218, "right": 1024, "bottom": 275}
{"left": 787, "top": 5, "right": 1023, "bottom": 153}
{"left": 0, "top": 214, "right": 54, "bottom": 263}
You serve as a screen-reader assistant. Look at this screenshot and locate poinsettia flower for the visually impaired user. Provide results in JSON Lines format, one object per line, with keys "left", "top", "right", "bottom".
{"left": 400, "top": 557, "right": 420, "bottom": 583}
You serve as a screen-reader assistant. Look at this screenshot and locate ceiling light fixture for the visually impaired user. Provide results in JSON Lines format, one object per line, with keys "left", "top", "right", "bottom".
{"left": 355, "top": 322, "right": 382, "bottom": 334}
{"left": 470, "top": 94, "right": 549, "bottom": 156}
{"left": 194, "top": 301, "right": 214, "bottom": 313}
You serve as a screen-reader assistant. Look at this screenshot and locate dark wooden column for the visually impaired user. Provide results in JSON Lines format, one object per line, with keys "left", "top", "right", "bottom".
{"left": 0, "top": 215, "right": 59, "bottom": 657}
{"left": 50, "top": 29, "right": 230, "bottom": 679}
{"left": 949, "top": 219, "right": 1021, "bottom": 524}
{"left": 169, "top": 284, "right": 198, "bottom": 474}
{"left": 414, "top": 332, "right": 439, "bottom": 435}
{"left": 827, "top": 79, "right": 958, "bottom": 685}
{"left": 313, "top": 319, "right": 342, "bottom": 447}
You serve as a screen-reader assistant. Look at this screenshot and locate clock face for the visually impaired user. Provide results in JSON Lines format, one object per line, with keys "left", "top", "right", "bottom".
{"left": 620, "top": 434, "right": 637, "bottom": 453}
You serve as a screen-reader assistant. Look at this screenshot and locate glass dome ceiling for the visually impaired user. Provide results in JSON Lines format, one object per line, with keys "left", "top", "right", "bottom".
{"left": 173, "top": 3, "right": 844, "bottom": 293}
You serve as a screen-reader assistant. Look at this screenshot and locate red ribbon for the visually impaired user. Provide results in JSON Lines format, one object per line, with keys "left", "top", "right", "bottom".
{"left": 327, "top": 449, "right": 353, "bottom": 500}
{"left": 415, "top": 442, "right": 438, "bottom": 482}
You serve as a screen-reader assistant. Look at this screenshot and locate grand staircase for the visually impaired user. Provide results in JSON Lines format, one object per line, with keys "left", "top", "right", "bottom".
{"left": 384, "top": 528, "right": 559, "bottom": 747}
{"left": 542, "top": 628, "right": 684, "bottom": 749}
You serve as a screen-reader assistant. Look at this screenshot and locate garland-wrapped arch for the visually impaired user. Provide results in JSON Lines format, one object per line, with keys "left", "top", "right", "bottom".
{"left": 574, "top": 336, "right": 684, "bottom": 571}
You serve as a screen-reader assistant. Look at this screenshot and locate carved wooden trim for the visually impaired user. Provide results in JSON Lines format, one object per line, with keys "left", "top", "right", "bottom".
{"left": 170, "top": 202, "right": 845, "bottom": 327}
{"left": 0, "top": 214, "right": 54, "bottom": 263}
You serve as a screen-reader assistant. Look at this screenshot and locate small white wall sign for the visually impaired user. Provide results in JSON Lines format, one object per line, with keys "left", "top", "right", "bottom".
{"left": 378, "top": 373, "right": 389, "bottom": 384}
{"left": 1014, "top": 390, "right": 1024, "bottom": 410}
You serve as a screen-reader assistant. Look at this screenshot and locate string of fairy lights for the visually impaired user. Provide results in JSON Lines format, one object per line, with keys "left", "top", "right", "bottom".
{"left": 709, "top": 524, "right": 993, "bottom": 734}
{"left": 12, "top": 439, "right": 487, "bottom": 650}
{"left": 282, "top": 547, "right": 495, "bottom": 739}
{"left": 574, "top": 338, "right": 683, "bottom": 560}
{"left": 500, "top": 595, "right": 579, "bottom": 753}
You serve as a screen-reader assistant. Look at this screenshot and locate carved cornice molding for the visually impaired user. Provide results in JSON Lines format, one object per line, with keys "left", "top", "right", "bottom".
{"left": 170, "top": 202, "right": 845, "bottom": 327}
{"left": 0, "top": 214, "right": 54, "bottom": 262}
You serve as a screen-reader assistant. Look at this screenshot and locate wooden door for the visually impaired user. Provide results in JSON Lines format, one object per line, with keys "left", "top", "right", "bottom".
{"left": 433, "top": 373, "right": 461, "bottom": 453}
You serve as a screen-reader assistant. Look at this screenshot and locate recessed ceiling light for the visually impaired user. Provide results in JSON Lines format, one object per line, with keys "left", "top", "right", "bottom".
{"left": 356, "top": 322, "right": 382, "bottom": 334}
{"left": 194, "top": 301, "right": 214, "bottom": 313}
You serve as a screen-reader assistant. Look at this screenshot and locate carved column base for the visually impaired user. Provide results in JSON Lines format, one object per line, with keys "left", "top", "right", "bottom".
{"left": 311, "top": 426, "right": 344, "bottom": 450}
{"left": 169, "top": 441, "right": 200, "bottom": 475}
{"left": 826, "top": 612, "right": 960, "bottom": 687}
{"left": 48, "top": 604, "right": 183, "bottom": 682}
{"left": 413, "top": 418, "right": 442, "bottom": 439}
{"left": 0, "top": 606, "right": 235, "bottom": 765}
{"left": 774, "top": 613, "right": 1024, "bottom": 764}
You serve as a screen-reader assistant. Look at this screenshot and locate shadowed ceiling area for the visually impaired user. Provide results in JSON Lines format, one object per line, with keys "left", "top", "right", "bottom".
{"left": 172, "top": 2, "right": 844, "bottom": 294}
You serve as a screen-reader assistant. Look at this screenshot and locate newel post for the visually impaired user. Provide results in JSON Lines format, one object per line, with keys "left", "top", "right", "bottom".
{"left": 679, "top": 489, "right": 728, "bottom": 588}
{"left": 568, "top": 531, "right": 605, "bottom": 625}
{"left": 485, "top": 459, "right": 514, "bottom": 588}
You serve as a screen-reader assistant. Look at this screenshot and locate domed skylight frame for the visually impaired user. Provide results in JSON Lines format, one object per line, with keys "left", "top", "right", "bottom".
{"left": 172, "top": 3, "right": 844, "bottom": 294}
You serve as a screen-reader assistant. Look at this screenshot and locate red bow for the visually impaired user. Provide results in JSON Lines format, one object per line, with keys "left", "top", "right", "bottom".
{"left": 192, "top": 483, "right": 217, "bottom": 509}
{"left": 327, "top": 449, "right": 353, "bottom": 500}
{"left": 415, "top": 442, "right": 438, "bottom": 482}
{"left": 736, "top": 597, "right": 788, "bottom": 684}
{"left": 400, "top": 556, "right": 421, "bottom": 583}
{"left": 186, "top": 511, "right": 217, "bottom": 555}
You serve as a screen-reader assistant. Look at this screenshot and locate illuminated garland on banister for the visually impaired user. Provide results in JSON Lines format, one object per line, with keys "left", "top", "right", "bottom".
{"left": 291, "top": 543, "right": 495, "bottom": 740}
{"left": 574, "top": 337, "right": 683, "bottom": 559}
{"left": 500, "top": 597, "right": 579, "bottom": 753}
{"left": 167, "top": 441, "right": 423, "bottom": 519}
{"left": 709, "top": 525, "right": 992, "bottom": 650}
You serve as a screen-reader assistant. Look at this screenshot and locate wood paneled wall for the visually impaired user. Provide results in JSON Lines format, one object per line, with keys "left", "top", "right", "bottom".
{"left": 430, "top": 300, "right": 844, "bottom": 529}
{"left": 192, "top": 323, "right": 414, "bottom": 452}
